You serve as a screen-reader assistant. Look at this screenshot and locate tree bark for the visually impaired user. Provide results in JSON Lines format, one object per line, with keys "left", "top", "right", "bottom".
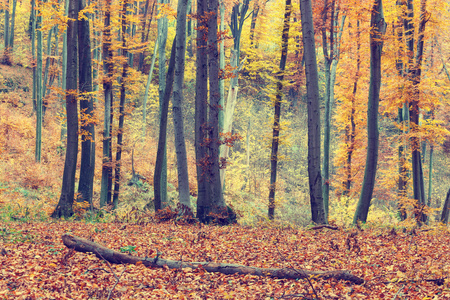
{"left": 353, "top": 0, "right": 385, "bottom": 224}
{"left": 113, "top": 0, "right": 130, "bottom": 208}
{"left": 268, "top": 0, "right": 291, "bottom": 220}
{"left": 154, "top": 39, "right": 176, "bottom": 211}
{"left": 77, "top": 0, "right": 95, "bottom": 208}
{"left": 51, "top": 0, "right": 79, "bottom": 218}
{"left": 100, "top": 0, "right": 115, "bottom": 207}
{"left": 207, "top": 0, "right": 225, "bottom": 217}
{"left": 440, "top": 188, "right": 450, "bottom": 224}
{"left": 195, "top": 0, "right": 210, "bottom": 221}
{"left": 61, "top": 234, "right": 364, "bottom": 284}
{"left": 300, "top": 0, "right": 327, "bottom": 224}
{"left": 172, "top": 0, "right": 192, "bottom": 209}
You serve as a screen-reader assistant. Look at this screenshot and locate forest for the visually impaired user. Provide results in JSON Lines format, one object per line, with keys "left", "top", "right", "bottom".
{"left": 0, "top": 0, "right": 450, "bottom": 298}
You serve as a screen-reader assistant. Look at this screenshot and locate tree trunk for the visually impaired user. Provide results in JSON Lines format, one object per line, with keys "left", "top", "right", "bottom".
{"left": 112, "top": 0, "right": 129, "bottom": 208}
{"left": 9, "top": 0, "right": 16, "bottom": 51}
{"left": 300, "top": 0, "right": 327, "bottom": 224}
{"left": 440, "top": 188, "right": 450, "bottom": 224}
{"left": 31, "top": 0, "right": 36, "bottom": 111}
{"left": 51, "top": 0, "right": 79, "bottom": 218}
{"left": 154, "top": 40, "right": 176, "bottom": 211}
{"left": 77, "top": 0, "right": 95, "bottom": 208}
{"left": 207, "top": 0, "right": 225, "bottom": 216}
{"left": 35, "top": 2, "right": 43, "bottom": 162}
{"left": 61, "top": 234, "right": 364, "bottom": 284}
{"left": 353, "top": 0, "right": 385, "bottom": 224}
{"left": 195, "top": 0, "right": 210, "bottom": 221}
{"left": 172, "top": 0, "right": 191, "bottom": 209}
{"left": 268, "top": 0, "right": 291, "bottom": 220}
{"left": 411, "top": 0, "right": 427, "bottom": 224}
{"left": 157, "top": 0, "right": 169, "bottom": 207}
{"left": 219, "top": 0, "right": 249, "bottom": 190}
{"left": 100, "top": 0, "right": 115, "bottom": 207}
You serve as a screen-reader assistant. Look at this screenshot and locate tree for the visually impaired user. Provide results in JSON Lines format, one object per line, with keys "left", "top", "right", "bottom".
{"left": 154, "top": 40, "right": 176, "bottom": 211}
{"left": 268, "top": 0, "right": 291, "bottom": 220}
{"left": 320, "top": 0, "right": 346, "bottom": 217}
{"left": 353, "top": 0, "right": 386, "bottom": 224}
{"left": 156, "top": 0, "right": 169, "bottom": 207}
{"left": 195, "top": 0, "right": 210, "bottom": 219}
{"left": 171, "top": 0, "right": 192, "bottom": 210}
{"left": 196, "top": 0, "right": 231, "bottom": 223}
{"left": 100, "top": 0, "right": 115, "bottom": 207}
{"left": 51, "top": 0, "right": 79, "bottom": 218}
{"left": 77, "top": 0, "right": 95, "bottom": 208}
{"left": 112, "top": 0, "right": 130, "bottom": 208}
{"left": 300, "top": 0, "right": 327, "bottom": 224}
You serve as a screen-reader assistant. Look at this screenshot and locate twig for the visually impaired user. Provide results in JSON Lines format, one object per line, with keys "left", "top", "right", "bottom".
{"left": 392, "top": 284, "right": 405, "bottom": 300}
{"left": 274, "top": 241, "right": 320, "bottom": 300}
{"left": 94, "top": 250, "right": 127, "bottom": 300}
{"left": 107, "top": 266, "right": 126, "bottom": 300}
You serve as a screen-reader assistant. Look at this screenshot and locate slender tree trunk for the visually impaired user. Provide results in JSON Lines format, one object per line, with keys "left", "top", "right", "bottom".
{"left": 207, "top": 0, "right": 225, "bottom": 215}
{"left": 35, "top": 2, "right": 43, "bottom": 162}
{"left": 345, "top": 19, "right": 358, "bottom": 196}
{"left": 154, "top": 40, "right": 176, "bottom": 211}
{"left": 42, "top": 27, "right": 53, "bottom": 117}
{"left": 172, "top": 0, "right": 191, "bottom": 209}
{"left": 395, "top": 0, "right": 407, "bottom": 220}
{"left": 31, "top": 0, "right": 36, "bottom": 111}
{"left": 157, "top": 0, "right": 168, "bottom": 207}
{"left": 353, "top": 0, "right": 385, "bottom": 224}
{"left": 321, "top": 0, "right": 333, "bottom": 218}
{"left": 440, "top": 187, "right": 450, "bottom": 224}
{"left": 411, "top": 0, "right": 428, "bottom": 224}
{"left": 268, "top": 0, "right": 291, "bottom": 220}
{"left": 195, "top": 0, "right": 210, "bottom": 220}
{"left": 300, "top": 0, "right": 327, "bottom": 224}
{"left": 77, "top": 0, "right": 95, "bottom": 207}
{"left": 51, "top": 0, "right": 79, "bottom": 218}
{"left": 113, "top": 0, "right": 129, "bottom": 208}
{"left": 219, "top": 0, "right": 250, "bottom": 189}
{"left": 100, "top": 0, "right": 114, "bottom": 207}
{"left": 9, "top": 0, "right": 16, "bottom": 51}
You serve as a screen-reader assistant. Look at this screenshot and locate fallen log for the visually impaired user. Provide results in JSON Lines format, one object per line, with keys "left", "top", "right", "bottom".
{"left": 61, "top": 234, "right": 364, "bottom": 284}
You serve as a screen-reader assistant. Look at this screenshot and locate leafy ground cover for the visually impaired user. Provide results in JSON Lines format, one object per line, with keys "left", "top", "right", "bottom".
{"left": 1, "top": 221, "right": 450, "bottom": 299}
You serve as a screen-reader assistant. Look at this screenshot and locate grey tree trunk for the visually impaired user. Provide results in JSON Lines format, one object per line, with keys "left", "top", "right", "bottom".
{"left": 353, "top": 0, "right": 386, "bottom": 224}
{"left": 142, "top": 39, "right": 158, "bottom": 137}
{"left": 154, "top": 39, "right": 176, "bottom": 212}
{"left": 411, "top": 0, "right": 427, "bottom": 224}
{"left": 268, "top": 0, "right": 291, "bottom": 220}
{"left": 77, "top": 0, "right": 95, "bottom": 208}
{"left": 157, "top": 0, "right": 168, "bottom": 207}
{"left": 35, "top": 3, "right": 43, "bottom": 162}
{"left": 172, "top": 0, "right": 191, "bottom": 209}
{"left": 51, "top": 0, "right": 79, "bottom": 218}
{"left": 300, "top": 0, "right": 327, "bottom": 224}
{"left": 395, "top": 0, "right": 408, "bottom": 220}
{"left": 100, "top": 0, "right": 114, "bottom": 207}
{"left": 9, "top": 0, "right": 16, "bottom": 50}
{"left": 207, "top": 0, "right": 225, "bottom": 214}
{"left": 31, "top": 0, "right": 36, "bottom": 111}
{"left": 113, "top": 0, "right": 130, "bottom": 208}
{"left": 440, "top": 188, "right": 450, "bottom": 224}
{"left": 195, "top": 0, "right": 210, "bottom": 220}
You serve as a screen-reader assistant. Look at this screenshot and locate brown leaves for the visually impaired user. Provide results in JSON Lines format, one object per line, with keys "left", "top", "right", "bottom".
{"left": 1, "top": 222, "right": 450, "bottom": 299}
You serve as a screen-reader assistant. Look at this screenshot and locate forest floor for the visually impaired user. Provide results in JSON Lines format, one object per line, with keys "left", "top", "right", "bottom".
{"left": 0, "top": 220, "right": 449, "bottom": 299}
